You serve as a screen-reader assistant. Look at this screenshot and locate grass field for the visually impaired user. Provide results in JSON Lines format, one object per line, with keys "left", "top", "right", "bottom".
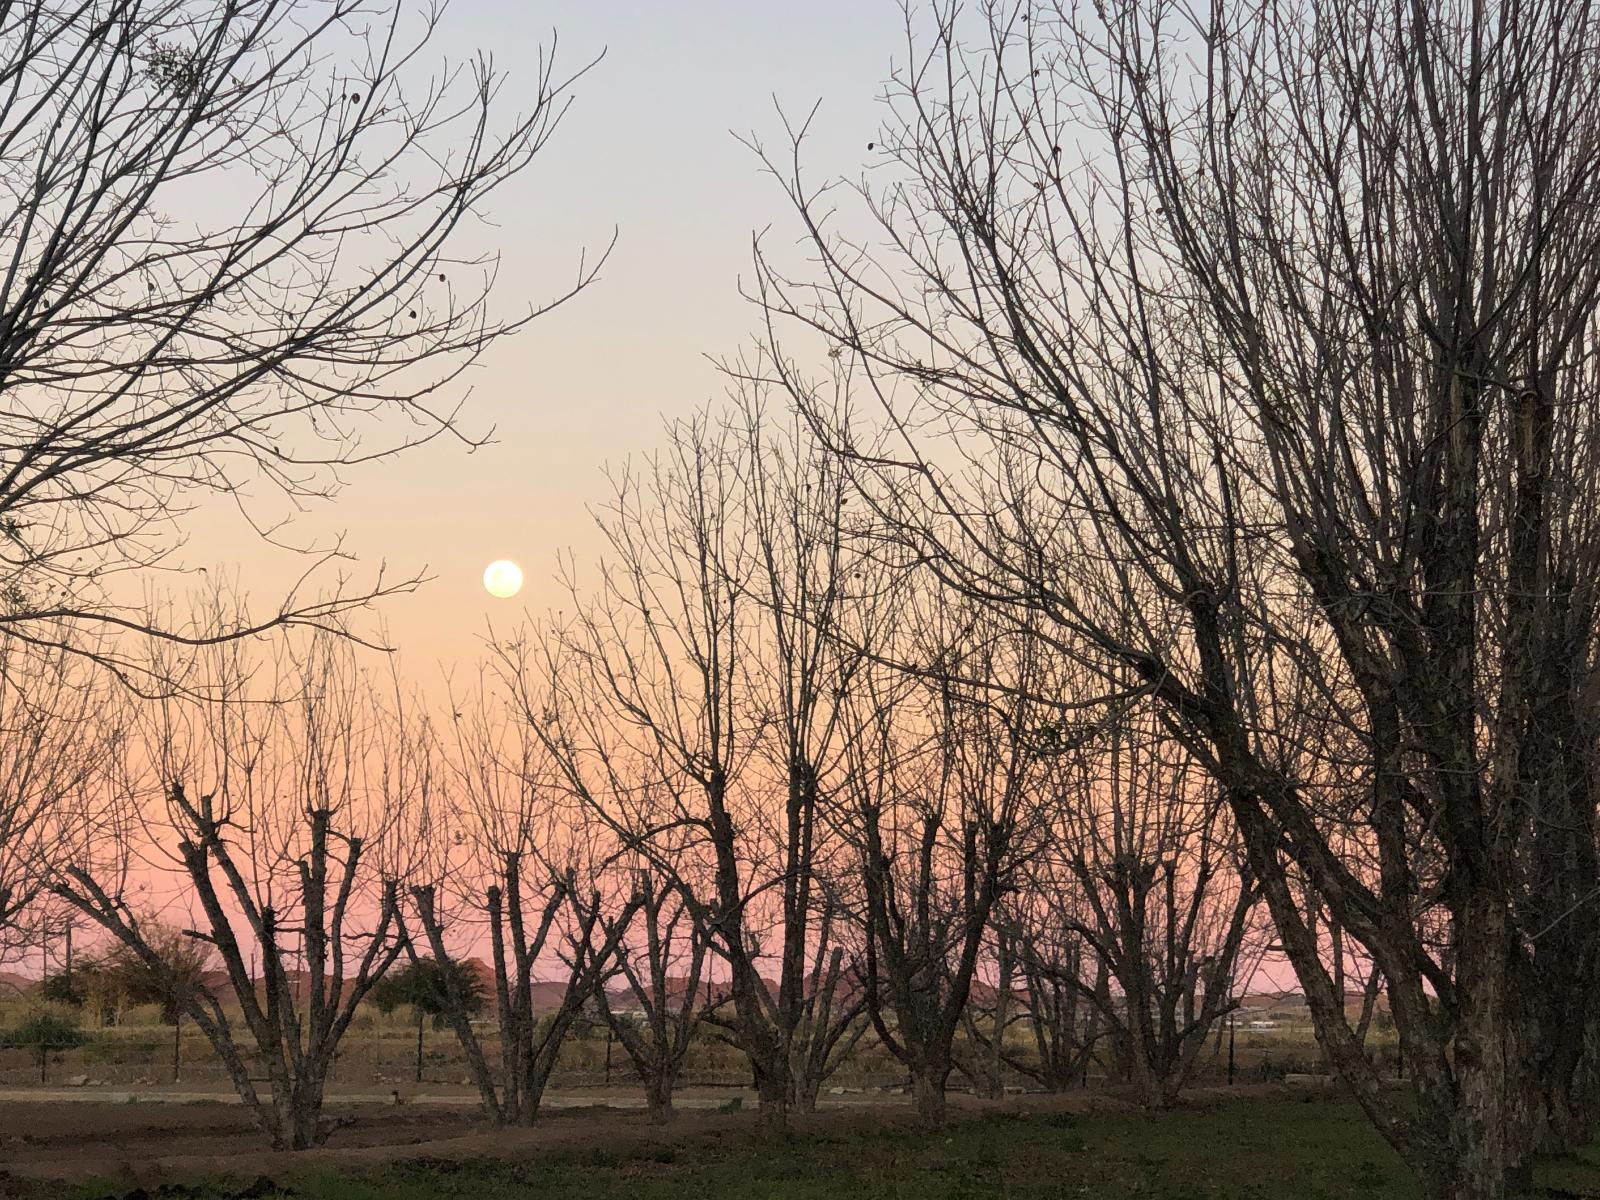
{"left": 25, "top": 1093, "right": 1600, "bottom": 1200}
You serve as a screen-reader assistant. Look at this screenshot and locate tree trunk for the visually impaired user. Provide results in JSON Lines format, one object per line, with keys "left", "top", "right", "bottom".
{"left": 288, "top": 1075, "right": 326, "bottom": 1150}
{"left": 913, "top": 1067, "right": 948, "bottom": 1128}
{"left": 1131, "top": 1069, "right": 1180, "bottom": 1110}
{"left": 513, "top": 1070, "right": 545, "bottom": 1126}
{"left": 756, "top": 1069, "right": 789, "bottom": 1132}
{"left": 1512, "top": 976, "right": 1600, "bottom": 1162}
{"left": 1436, "top": 1059, "right": 1514, "bottom": 1200}
{"left": 1443, "top": 905, "right": 1514, "bottom": 1200}
{"left": 645, "top": 1072, "right": 676, "bottom": 1124}
{"left": 1395, "top": 902, "right": 1520, "bottom": 1200}
{"left": 1124, "top": 1046, "right": 1177, "bottom": 1110}
{"left": 791, "top": 1067, "right": 823, "bottom": 1115}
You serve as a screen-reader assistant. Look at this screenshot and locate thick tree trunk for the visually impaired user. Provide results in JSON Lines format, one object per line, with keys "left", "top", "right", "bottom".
{"left": 1397, "top": 902, "right": 1519, "bottom": 1200}
{"left": 913, "top": 1067, "right": 948, "bottom": 1128}
{"left": 510, "top": 1053, "right": 549, "bottom": 1127}
{"left": 756, "top": 1069, "right": 790, "bottom": 1132}
{"left": 645, "top": 1073, "right": 676, "bottom": 1124}
{"left": 1542, "top": 1043, "right": 1600, "bottom": 1156}
{"left": 1445, "top": 907, "right": 1514, "bottom": 1200}
{"left": 1122, "top": 1043, "right": 1179, "bottom": 1110}
{"left": 288, "top": 1076, "right": 326, "bottom": 1150}
{"left": 1127, "top": 1066, "right": 1180, "bottom": 1111}
{"left": 1514, "top": 974, "right": 1600, "bottom": 1161}
{"left": 792, "top": 1069, "right": 823, "bottom": 1115}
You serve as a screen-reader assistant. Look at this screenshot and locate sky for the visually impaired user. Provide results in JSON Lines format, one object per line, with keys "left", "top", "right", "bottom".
{"left": 183, "top": 0, "right": 913, "bottom": 682}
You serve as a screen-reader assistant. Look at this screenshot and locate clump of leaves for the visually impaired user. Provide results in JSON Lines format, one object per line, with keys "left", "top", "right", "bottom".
{"left": 146, "top": 41, "right": 202, "bottom": 95}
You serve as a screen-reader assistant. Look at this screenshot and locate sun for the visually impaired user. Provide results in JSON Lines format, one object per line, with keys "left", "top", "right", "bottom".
{"left": 482, "top": 559, "right": 523, "bottom": 599}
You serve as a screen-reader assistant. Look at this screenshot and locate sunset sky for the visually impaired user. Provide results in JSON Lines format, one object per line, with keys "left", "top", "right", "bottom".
{"left": 184, "top": 0, "right": 911, "bottom": 680}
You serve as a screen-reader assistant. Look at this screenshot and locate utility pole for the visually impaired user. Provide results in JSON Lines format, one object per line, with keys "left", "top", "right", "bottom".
{"left": 1227, "top": 1009, "right": 1236, "bottom": 1086}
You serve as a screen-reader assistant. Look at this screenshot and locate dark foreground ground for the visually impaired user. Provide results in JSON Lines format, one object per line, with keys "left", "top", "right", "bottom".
{"left": 3, "top": 1089, "right": 1600, "bottom": 1200}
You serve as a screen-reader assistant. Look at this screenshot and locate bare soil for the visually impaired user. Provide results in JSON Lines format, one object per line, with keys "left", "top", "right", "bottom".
{"left": 0, "top": 1082, "right": 1187, "bottom": 1192}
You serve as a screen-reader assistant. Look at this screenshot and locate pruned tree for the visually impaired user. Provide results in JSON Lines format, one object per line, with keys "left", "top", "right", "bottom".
{"left": 407, "top": 676, "right": 641, "bottom": 1126}
{"left": 984, "top": 905, "right": 1103, "bottom": 1094}
{"left": 838, "top": 607, "right": 1056, "bottom": 1126}
{"left": 409, "top": 861, "right": 641, "bottom": 1125}
{"left": 0, "top": 0, "right": 604, "bottom": 671}
{"left": 591, "top": 863, "right": 711, "bottom": 1124}
{"left": 56, "top": 626, "right": 414, "bottom": 1148}
{"left": 500, "top": 398, "right": 868, "bottom": 1128}
{"left": 1052, "top": 716, "right": 1259, "bottom": 1108}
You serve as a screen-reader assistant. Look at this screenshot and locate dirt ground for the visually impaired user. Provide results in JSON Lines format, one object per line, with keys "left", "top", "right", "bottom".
{"left": 0, "top": 1081, "right": 1205, "bottom": 1192}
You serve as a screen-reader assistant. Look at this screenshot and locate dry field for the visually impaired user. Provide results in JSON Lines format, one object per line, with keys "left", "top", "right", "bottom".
{"left": 0, "top": 999, "right": 1415, "bottom": 1198}
{"left": 0, "top": 1085, "right": 1596, "bottom": 1200}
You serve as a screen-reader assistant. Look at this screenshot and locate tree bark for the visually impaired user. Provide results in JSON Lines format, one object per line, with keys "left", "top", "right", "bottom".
{"left": 645, "top": 1073, "right": 677, "bottom": 1125}
{"left": 913, "top": 1066, "right": 949, "bottom": 1128}
{"left": 755, "top": 1064, "right": 790, "bottom": 1132}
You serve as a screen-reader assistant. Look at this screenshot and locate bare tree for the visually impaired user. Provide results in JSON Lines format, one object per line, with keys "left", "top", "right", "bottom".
{"left": 837, "top": 609, "right": 1054, "bottom": 1126}
{"left": 1051, "top": 716, "right": 1259, "bottom": 1108}
{"left": 409, "top": 860, "right": 640, "bottom": 1125}
{"left": 982, "top": 904, "right": 1103, "bottom": 1094}
{"left": 0, "top": 635, "right": 108, "bottom": 962}
{"left": 0, "top": 0, "right": 604, "bottom": 670}
{"left": 56, "top": 627, "right": 414, "bottom": 1148}
{"left": 730, "top": 391, "right": 875, "bottom": 1117}
{"left": 591, "top": 863, "right": 711, "bottom": 1124}
{"left": 502, "top": 402, "right": 867, "bottom": 1128}
{"left": 407, "top": 676, "right": 640, "bottom": 1125}
{"left": 750, "top": 1, "right": 1600, "bottom": 1191}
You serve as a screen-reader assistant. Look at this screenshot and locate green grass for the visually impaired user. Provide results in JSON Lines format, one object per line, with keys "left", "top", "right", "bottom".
{"left": 34, "top": 1094, "right": 1600, "bottom": 1200}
